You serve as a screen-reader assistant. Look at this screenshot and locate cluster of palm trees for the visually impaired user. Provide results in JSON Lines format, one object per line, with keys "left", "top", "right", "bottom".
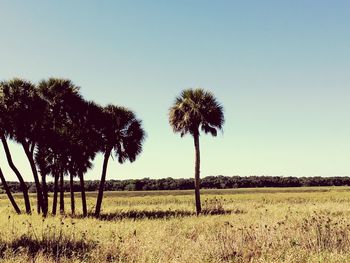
{"left": 0, "top": 78, "right": 145, "bottom": 217}
{"left": 1, "top": 78, "right": 224, "bottom": 216}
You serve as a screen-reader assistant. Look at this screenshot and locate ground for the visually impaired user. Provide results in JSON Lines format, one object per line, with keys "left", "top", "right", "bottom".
{"left": 1, "top": 187, "right": 350, "bottom": 262}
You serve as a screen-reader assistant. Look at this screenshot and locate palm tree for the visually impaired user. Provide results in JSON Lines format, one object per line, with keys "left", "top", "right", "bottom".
{"left": 0, "top": 92, "right": 31, "bottom": 214}
{"left": 94, "top": 105, "right": 145, "bottom": 217}
{"left": 37, "top": 78, "right": 91, "bottom": 216}
{"left": 0, "top": 79, "right": 46, "bottom": 214}
{"left": 169, "top": 88, "right": 224, "bottom": 214}
{"left": 37, "top": 78, "right": 81, "bottom": 215}
{"left": 59, "top": 100, "right": 102, "bottom": 217}
{"left": 71, "top": 101, "right": 103, "bottom": 216}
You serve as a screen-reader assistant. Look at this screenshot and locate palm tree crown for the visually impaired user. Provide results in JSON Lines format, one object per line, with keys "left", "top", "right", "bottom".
{"left": 0, "top": 78, "right": 46, "bottom": 144}
{"left": 169, "top": 88, "right": 224, "bottom": 137}
{"left": 101, "top": 105, "right": 145, "bottom": 163}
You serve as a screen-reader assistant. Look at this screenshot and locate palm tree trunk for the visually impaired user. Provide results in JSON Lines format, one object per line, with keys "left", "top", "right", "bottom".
{"left": 52, "top": 173, "right": 59, "bottom": 215}
{"left": 193, "top": 132, "right": 201, "bottom": 215}
{"left": 59, "top": 170, "right": 64, "bottom": 214}
{"left": 41, "top": 173, "right": 48, "bottom": 217}
{"left": 1, "top": 135, "right": 31, "bottom": 214}
{"left": 95, "top": 149, "right": 111, "bottom": 217}
{"left": 79, "top": 171, "right": 87, "bottom": 217}
{"left": 22, "top": 143, "right": 43, "bottom": 214}
{"left": 70, "top": 172, "right": 75, "bottom": 215}
{"left": 0, "top": 168, "right": 21, "bottom": 214}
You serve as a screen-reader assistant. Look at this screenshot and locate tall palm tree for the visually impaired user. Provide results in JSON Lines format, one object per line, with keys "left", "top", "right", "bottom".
{"left": 69, "top": 101, "right": 103, "bottom": 216}
{"left": 0, "top": 93, "right": 31, "bottom": 214}
{"left": 169, "top": 88, "right": 224, "bottom": 214}
{"left": 37, "top": 78, "right": 90, "bottom": 216}
{"left": 58, "top": 100, "right": 102, "bottom": 217}
{"left": 37, "top": 78, "right": 78, "bottom": 214}
{"left": 94, "top": 105, "right": 145, "bottom": 217}
{"left": 0, "top": 79, "right": 46, "bottom": 214}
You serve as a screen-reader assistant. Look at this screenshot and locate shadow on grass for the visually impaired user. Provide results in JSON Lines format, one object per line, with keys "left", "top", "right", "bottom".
{"left": 0, "top": 234, "right": 96, "bottom": 259}
{"left": 94, "top": 210, "right": 194, "bottom": 220}
{"left": 75, "top": 208, "right": 246, "bottom": 221}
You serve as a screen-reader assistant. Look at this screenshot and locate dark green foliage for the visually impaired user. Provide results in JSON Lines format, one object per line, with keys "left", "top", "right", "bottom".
{"left": 169, "top": 89, "right": 224, "bottom": 137}
{"left": 2, "top": 176, "right": 350, "bottom": 193}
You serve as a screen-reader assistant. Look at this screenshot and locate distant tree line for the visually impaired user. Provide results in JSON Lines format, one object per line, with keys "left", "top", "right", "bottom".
{"left": 2, "top": 176, "right": 350, "bottom": 193}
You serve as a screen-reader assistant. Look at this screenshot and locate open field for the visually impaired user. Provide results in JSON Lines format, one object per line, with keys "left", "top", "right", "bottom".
{"left": 2, "top": 187, "right": 350, "bottom": 262}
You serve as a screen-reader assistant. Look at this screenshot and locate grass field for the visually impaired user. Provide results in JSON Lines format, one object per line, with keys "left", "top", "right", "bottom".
{"left": 1, "top": 187, "right": 350, "bottom": 262}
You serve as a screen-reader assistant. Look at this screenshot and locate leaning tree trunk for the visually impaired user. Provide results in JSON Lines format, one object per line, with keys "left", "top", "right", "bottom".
{"left": 1, "top": 135, "right": 31, "bottom": 214}
{"left": 70, "top": 172, "right": 75, "bottom": 215}
{"left": 41, "top": 172, "right": 48, "bottom": 217}
{"left": 0, "top": 168, "right": 21, "bottom": 214}
{"left": 52, "top": 173, "right": 59, "bottom": 215}
{"left": 59, "top": 171, "right": 65, "bottom": 214}
{"left": 22, "top": 143, "right": 43, "bottom": 214}
{"left": 95, "top": 149, "right": 111, "bottom": 217}
{"left": 193, "top": 132, "right": 201, "bottom": 215}
{"left": 79, "top": 171, "right": 87, "bottom": 217}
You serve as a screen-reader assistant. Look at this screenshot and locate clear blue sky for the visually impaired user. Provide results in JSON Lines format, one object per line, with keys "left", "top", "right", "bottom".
{"left": 1, "top": 0, "right": 349, "bottom": 181}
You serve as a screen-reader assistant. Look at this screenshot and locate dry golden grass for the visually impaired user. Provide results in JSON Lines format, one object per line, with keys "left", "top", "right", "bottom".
{"left": 1, "top": 187, "right": 350, "bottom": 262}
